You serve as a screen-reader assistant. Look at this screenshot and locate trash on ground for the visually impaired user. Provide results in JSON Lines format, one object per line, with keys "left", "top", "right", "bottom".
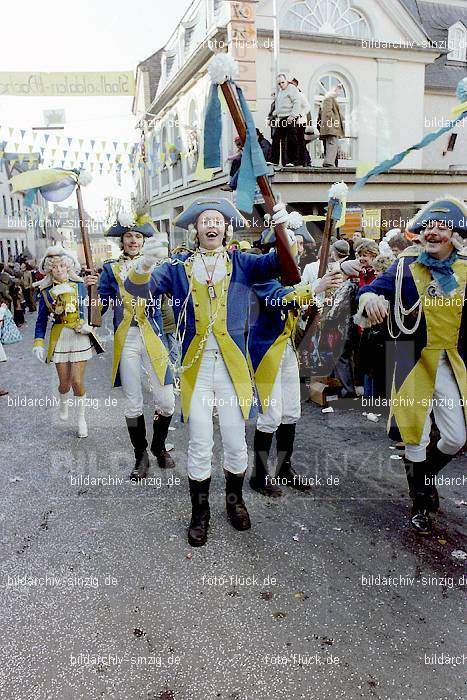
{"left": 451, "top": 550, "right": 467, "bottom": 561}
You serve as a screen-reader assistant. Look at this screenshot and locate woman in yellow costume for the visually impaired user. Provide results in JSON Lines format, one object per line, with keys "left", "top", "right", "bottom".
{"left": 33, "top": 245, "right": 95, "bottom": 438}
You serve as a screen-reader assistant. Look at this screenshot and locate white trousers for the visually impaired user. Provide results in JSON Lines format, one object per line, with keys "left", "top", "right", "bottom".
{"left": 119, "top": 327, "right": 175, "bottom": 419}
{"left": 257, "top": 342, "right": 301, "bottom": 433}
{"left": 187, "top": 349, "right": 247, "bottom": 481}
{"left": 405, "top": 353, "right": 466, "bottom": 462}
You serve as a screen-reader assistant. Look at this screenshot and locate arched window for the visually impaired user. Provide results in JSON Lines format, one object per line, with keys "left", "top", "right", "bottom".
{"left": 447, "top": 22, "right": 467, "bottom": 62}
{"left": 284, "top": 0, "right": 370, "bottom": 40}
{"left": 171, "top": 115, "right": 183, "bottom": 181}
{"left": 186, "top": 101, "right": 199, "bottom": 175}
{"left": 313, "top": 73, "right": 356, "bottom": 161}
{"left": 160, "top": 124, "right": 169, "bottom": 187}
{"left": 314, "top": 73, "right": 351, "bottom": 119}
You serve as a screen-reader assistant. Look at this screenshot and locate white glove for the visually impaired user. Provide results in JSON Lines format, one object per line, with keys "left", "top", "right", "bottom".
{"left": 271, "top": 202, "right": 289, "bottom": 228}
{"left": 76, "top": 323, "right": 92, "bottom": 335}
{"left": 285, "top": 228, "right": 296, "bottom": 246}
{"left": 33, "top": 346, "right": 46, "bottom": 363}
{"left": 140, "top": 235, "right": 169, "bottom": 271}
{"left": 340, "top": 259, "right": 361, "bottom": 277}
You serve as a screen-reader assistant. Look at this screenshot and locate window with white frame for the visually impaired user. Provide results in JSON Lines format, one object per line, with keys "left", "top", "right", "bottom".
{"left": 186, "top": 100, "right": 199, "bottom": 175}
{"left": 160, "top": 125, "right": 169, "bottom": 176}
{"left": 184, "top": 24, "right": 196, "bottom": 54}
{"left": 213, "top": 0, "right": 223, "bottom": 18}
{"left": 165, "top": 53, "right": 177, "bottom": 79}
{"left": 283, "top": 0, "right": 371, "bottom": 40}
{"left": 447, "top": 22, "right": 467, "bottom": 62}
{"left": 313, "top": 73, "right": 356, "bottom": 160}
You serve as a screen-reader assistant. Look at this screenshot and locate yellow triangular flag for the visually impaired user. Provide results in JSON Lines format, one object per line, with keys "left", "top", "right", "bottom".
{"left": 195, "top": 131, "right": 215, "bottom": 182}
{"left": 356, "top": 162, "right": 375, "bottom": 179}
{"left": 303, "top": 214, "right": 326, "bottom": 222}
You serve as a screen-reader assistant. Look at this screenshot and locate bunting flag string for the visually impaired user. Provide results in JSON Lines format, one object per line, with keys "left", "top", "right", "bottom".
{"left": 0, "top": 121, "right": 199, "bottom": 180}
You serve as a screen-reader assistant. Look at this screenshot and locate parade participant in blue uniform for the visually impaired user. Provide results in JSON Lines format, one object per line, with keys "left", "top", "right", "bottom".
{"left": 356, "top": 197, "right": 466, "bottom": 535}
{"left": 125, "top": 197, "right": 292, "bottom": 546}
{"left": 249, "top": 221, "right": 342, "bottom": 496}
{"left": 33, "top": 245, "right": 95, "bottom": 438}
{"left": 97, "top": 212, "right": 175, "bottom": 481}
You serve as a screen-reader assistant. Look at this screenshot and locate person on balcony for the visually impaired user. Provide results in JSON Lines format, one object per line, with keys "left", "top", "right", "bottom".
{"left": 317, "top": 85, "right": 345, "bottom": 168}
{"left": 269, "top": 74, "right": 301, "bottom": 167}
{"left": 291, "top": 78, "right": 312, "bottom": 166}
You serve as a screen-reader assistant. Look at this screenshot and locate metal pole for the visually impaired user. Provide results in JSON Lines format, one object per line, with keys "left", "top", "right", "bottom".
{"left": 272, "top": 0, "right": 280, "bottom": 89}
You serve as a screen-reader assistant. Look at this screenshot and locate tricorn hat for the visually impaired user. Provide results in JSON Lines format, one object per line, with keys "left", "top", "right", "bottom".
{"left": 174, "top": 197, "right": 247, "bottom": 232}
{"left": 106, "top": 211, "right": 157, "bottom": 237}
{"left": 407, "top": 197, "right": 467, "bottom": 238}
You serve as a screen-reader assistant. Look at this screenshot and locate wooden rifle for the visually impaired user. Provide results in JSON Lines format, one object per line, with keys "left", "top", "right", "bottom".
{"left": 219, "top": 81, "right": 301, "bottom": 285}
{"left": 75, "top": 184, "right": 101, "bottom": 327}
{"left": 297, "top": 199, "right": 337, "bottom": 347}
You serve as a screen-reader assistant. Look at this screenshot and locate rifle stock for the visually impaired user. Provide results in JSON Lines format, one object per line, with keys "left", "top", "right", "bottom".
{"left": 76, "top": 185, "right": 101, "bottom": 327}
{"left": 219, "top": 81, "right": 300, "bottom": 285}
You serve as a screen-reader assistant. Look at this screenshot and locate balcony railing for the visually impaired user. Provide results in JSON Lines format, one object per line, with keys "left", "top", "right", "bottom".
{"left": 310, "top": 136, "right": 358, "bottom": 164}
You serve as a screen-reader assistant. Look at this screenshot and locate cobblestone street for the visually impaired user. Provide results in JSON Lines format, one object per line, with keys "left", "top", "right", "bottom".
{"left": 1, "top": 316, "right": 465, "bottom": 699}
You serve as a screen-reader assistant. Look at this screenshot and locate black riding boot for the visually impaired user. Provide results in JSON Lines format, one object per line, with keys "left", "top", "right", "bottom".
{"left": 151, "top": 412, "right": 175, "bottom": 469}
{"left": 275, "top": 423, "right": 310, "bottom": 491}
{"left": 187, "top": 477, "right": 211, "bottom": 547}
{"left": 250, "top": 429, "right": 282, "bottom": 497}
{"left": 424, "top": 445, "right": 453, "bottom": 512}
{"left": 224, "top": 470, "right": 251, "bottom": 531}
{"left": 404, "top": 457, "right": 432, "bottom": 534}
{"left": 126, "top": 414, "right": 150, "bottom": 481}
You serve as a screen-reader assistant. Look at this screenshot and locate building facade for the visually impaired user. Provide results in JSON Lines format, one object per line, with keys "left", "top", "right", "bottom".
{"left": 0, "top": 149, "right": 50, "bottom": 263}
{"left": 49, "top": 204, "right": 116, "bottom": 268}
{"left": 132, "top": 0, "right": 467, "bottom": 245}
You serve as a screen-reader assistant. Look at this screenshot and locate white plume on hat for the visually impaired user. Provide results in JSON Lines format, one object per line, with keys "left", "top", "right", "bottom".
{"left": 118, "top": 211, "right": 135, "bottom": 228}
{"left": 77, "top": 170, "right": 92, "bottom": 187}
{"left": 328, "top": 182, "right": 348, "bottom": 201}
{"left": 287, "top": 210, "right": 304, "bottom": 230}
{"left": 208, "top": 53, "right": 239, "bottom": 85}
{"left": 379, "top": 228, "right": 401, "bottom": 255}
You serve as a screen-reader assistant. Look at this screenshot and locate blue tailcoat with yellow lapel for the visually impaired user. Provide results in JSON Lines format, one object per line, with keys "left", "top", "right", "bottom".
{"left": 248, "top": 279, "right": 313, "bottom": 411}
{"left": 33, "top": 281, "right": 88, "bottom": 362}
{"left": 357, "top": 252, "right": 466, "bottom": 444}
{"left": 125, "top": 249, "right": 280, "bottom": 422}
{"left": 98, "top": 256, "right": 170, "bottom": 388}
